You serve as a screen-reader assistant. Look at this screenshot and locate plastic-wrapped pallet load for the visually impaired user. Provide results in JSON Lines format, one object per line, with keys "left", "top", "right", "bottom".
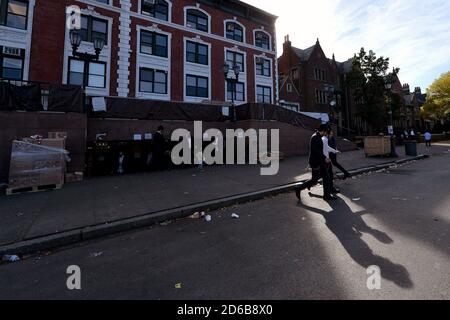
{"left": 7, "top": 140, "right": 69, "bottom": 195}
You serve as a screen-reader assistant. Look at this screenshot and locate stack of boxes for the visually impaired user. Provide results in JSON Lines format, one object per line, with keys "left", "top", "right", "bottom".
{"left": 8, "top": 137, "right": 67, "bottom": 191}
{"left": 7, "top": 131, "right": 84, "bottom": 193}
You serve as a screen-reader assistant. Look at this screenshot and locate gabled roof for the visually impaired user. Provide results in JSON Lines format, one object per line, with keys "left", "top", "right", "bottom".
{"left": 404, "top": 94, "right": 413, "bottom": 105}
{"left": 292, "top": 45, "right": 316, "bottom": 61}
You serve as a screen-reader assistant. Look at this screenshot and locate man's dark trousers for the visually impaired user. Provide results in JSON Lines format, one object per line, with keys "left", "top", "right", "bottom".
{"left": 300, "top": 163, "right": 332, "bottom": 197}
{"left": 330, "top": 153, "right": 350, "bottom": 176}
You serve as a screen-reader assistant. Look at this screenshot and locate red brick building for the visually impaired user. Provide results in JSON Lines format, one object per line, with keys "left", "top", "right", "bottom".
{"left": 1, "top": 0, "right": 278, "bottom": 105}
{"left": 278, "top": 35, "right": 421, "bottom": 135}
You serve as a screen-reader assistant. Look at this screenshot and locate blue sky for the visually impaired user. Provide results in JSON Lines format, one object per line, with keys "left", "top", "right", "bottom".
{"left": 243, "top": 0, "right": 450, "bottom": 91}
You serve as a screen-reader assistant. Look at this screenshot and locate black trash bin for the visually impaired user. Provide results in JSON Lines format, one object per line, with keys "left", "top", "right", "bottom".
{"left": 404, "top": 141, "right": 418, "bottom": 156}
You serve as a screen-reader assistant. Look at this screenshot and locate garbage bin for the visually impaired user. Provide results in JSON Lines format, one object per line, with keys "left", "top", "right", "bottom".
{"left": 404, "top": 141, "right": 418, "bottom": 156}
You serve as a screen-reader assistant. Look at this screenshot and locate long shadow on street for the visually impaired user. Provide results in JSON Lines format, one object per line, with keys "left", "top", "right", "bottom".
{"left": 298, "top": 194, "right": 414, "bottom": 289}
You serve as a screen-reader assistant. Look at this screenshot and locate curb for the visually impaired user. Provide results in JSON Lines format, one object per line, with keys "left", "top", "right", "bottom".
{"left": 0, "top": 154, "right": 429, "bottom": 257}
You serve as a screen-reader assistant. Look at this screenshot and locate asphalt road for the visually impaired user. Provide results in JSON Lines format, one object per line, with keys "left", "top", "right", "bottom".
{"left": 1, "top": 153, "right": 449, "bottom": 300}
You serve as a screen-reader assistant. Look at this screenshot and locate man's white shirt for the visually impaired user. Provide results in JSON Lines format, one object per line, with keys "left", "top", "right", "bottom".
{"left": 322, "top": 136, "right": 339, "bottom": 159}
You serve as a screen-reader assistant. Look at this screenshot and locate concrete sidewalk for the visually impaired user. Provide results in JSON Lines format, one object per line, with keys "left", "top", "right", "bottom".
{"left": 1, "top": 142, "right": 448, "bottom": 248}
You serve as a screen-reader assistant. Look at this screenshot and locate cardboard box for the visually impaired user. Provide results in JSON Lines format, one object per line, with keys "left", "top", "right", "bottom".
{"left": 41, "top": 138, "right": 66, "bottom": 150}
{"left": 48, "top": 132, "right": 68, "bottom": 140}
{"left": 65, "top": 172, "right": 84, "bottom": 183}
{"left": 8, "top": 140, "right": 66, "bottom": 189}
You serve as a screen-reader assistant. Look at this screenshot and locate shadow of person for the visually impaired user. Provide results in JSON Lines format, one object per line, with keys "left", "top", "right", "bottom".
{"left": 298, "top": 194, "right": 414, "bottom": 289}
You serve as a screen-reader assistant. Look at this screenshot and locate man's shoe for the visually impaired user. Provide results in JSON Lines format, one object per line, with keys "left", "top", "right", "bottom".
{"left": 295, "top": 188, "right": 301, "bottom": 200}
{"left": 343, "top": 173, "right": 351, "bottom": 180}
{"left": 323, "top": 195, "right": 338, "bottom": 201}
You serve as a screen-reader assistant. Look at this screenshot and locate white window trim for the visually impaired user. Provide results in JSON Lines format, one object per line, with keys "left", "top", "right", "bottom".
{"left": 254, "top": 54, "right": 274, "bottom": 104}
{"left": 76, "top": 0, "right": 277, "bottom": 55}
{"left": 62, "top": 7, "right": 112, "bottom": 96}
{"left": 137, "top": 0, "right": 173, "bottom": 23}
{"left": 256, "top": 84, "right": 274, "bottom": 104}
{"left": 224, "top": 46, "right": 247, "bottom": 105}
{"left": 254, "top": 54, "right": 272, "bottom": 78}
{"left": 136, "top": 25, "right": 171, "bottom": 100}
{"left": 253, "top": 28, "right": 272, "bottom": 51}
{"left": 223, "top": 18, "right": 246, "bottom": 44}
{"left": 280, "top": 100, "right": 300, "bottom": 112}
{"left": 183, "top": 36, "right": 211, "bottom": 103}
{"left": 184, "top": 5, "right": 211, "bottom": 34}
{"left": 0, "top": 0, "right": 35, "bottom": 81}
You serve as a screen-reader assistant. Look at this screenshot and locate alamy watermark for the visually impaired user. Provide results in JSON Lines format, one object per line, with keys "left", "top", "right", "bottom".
{"left": 366, "top": 265, "right": 381, "bottom": 290}
{"left": 171, "top": 121, "right": 280, "bottom": 176}
{"left": 66, "top": 265, "right": 81, "bottom": 290}
{"left": 66, "top": 5, "right": 81, "bottom": 30}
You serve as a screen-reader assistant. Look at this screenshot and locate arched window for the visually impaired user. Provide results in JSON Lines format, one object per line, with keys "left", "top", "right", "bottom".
{"left": 141, "top": 0, "right": 169, "bottom": 21}
{"left": 255, "top": 31, "right": 270, "bottom": 50}
{"left": 186, "top": 9, "right": 209, "bottom": 32}
{"left": 225, "top": 22, "right": 244, "bottom": 42}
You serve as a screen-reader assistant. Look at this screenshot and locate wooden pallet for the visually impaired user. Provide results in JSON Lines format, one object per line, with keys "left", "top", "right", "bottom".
{"left": 6, "top": 184, "right": 63, "bottom": 196}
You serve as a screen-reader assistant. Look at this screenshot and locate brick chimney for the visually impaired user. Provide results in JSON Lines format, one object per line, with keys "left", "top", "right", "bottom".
{"left": 283, "top": 34, "right": 291, "bottom": 53}
{"left": 402, "top": 83, "right": 410, "bottom": 95}
{"left": 414, "top": 87, "right": 422, "bottom": 94}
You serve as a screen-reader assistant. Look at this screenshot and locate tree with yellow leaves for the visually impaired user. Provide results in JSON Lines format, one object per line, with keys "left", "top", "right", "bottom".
{"left": 421, "top": 71, "right": 450, "bottom": 121}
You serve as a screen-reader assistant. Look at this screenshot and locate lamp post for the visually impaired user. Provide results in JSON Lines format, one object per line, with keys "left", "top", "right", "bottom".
{"left": 384, "top": 77, "right": 399, "bottom": 158}
{"left": 69, "top": 29, "right": 105, "bottom": 109}
{"left": 222, "top": 63, "right": 240, "bottom": 122}
{"left": 324, "top": 84, "right": 341, "bottom": 131}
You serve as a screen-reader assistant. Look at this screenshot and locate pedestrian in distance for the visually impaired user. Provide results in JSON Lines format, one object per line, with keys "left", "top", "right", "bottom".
{"left": 152, "top": 126, "right": 168, "bottom": 171}
{"left": 295, "top": 124, "right": 336, "bottom": 201}
{"left": 322, "top": 127, "right": 341, "bottom": 195}
{"left": 410, "top": 128, "right": 416, "bottom": 141}
{"left": 327, "top": 128, "right": 351, "bottom": 187}
{"left": 424, "top": 130, "right": 432, "bottom": 148}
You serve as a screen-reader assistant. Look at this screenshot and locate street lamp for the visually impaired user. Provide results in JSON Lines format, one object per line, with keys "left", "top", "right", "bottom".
{"left": 222, "top": 62, "right": 240, "bottom": 122}
{"left": 384, "top": 76, "right": 398, "bottom": 158}
{"left": 69, "top": 29, "right": 105, "bottom": 109}
{"left": 324, "top": 84, "right": 341, "bottom": 132}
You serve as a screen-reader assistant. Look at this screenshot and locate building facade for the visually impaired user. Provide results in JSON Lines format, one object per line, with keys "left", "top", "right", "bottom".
{"left": 0, "top": 0, "right": 278, "bottom": 105}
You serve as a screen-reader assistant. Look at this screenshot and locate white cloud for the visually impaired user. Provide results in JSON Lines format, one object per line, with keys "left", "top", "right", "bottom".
{"left": 242, "top": 0, "right": 450, "bottom": 89}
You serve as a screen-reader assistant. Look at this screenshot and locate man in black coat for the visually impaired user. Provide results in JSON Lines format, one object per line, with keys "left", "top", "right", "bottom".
{"left": 152, "top": 126, "right": 168, "bottom": 170}
{"left": 295, "top": 124, "right": 336, "bottom": 201}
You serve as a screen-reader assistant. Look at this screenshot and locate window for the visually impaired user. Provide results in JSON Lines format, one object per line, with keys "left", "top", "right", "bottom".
{"left": 255, "top": 31, "right": 270, "bottom": 50}
{"left": 141, "top": 0, "right": 169, "bottom": 21}
{"left": 139, "top": 68, "right": 167, "bottom": 94}
{"left": 257, "top": 85, "right": 271, "bottom": 104}
{"left": 95, "top": 0, "right": 109, "bottom": 3}
{"left": 314, "top": 68, "right": 326, "bottom": 81}
{"left": 225, "top": 22, "right": 243, "bottom": 42}
{"left": 227, "top": 81, "right": 245, "bottom": 101}
{"left": 186, "top": 75, "right": 208, "bottom": 98}
{"left": 88, "top": 62, "right": 106, "bottom": 88}
{"left": 68, "top": 58, "right": 106, "bottom": 88}
{"left": 226, "top": 51, "right": 244, "bottom": 73}
{"left": 256, "top": 57, "right": 271, "bottom": 77}
{"left": 140, "top": 30, "right": 168, "bottom": 57}
{"left": 2, "top": 56, "right": 23, "bottom": 80}
{"left": 186, "top": 9, "right": 208, "bottom": 32}
{"left": 287, "top": 83, "right": 293, "bottom": 93}
{"left": 315, "top": 89, "right": 327, "bottom": 104}
{"left": 0, "top": 0, "right": 28, "bottom": 30}
{"left": 292, "top": 68, "right": 299, "bottom": 79}
{"left": 186, "top": 41, "right": 208, "bottom": 65}
{"left": 79, "top": 15, "right": 108, "bottom": 45}
{"left": 0, "top": 46, "right": 24, "bottom": 80}
{"left": 281, "top": 102, "right": 299, "bottom": 112}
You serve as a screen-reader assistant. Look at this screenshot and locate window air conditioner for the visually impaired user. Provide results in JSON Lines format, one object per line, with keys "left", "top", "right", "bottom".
{"left": 3, "top": 47, "right": 21, "bottom": 56}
